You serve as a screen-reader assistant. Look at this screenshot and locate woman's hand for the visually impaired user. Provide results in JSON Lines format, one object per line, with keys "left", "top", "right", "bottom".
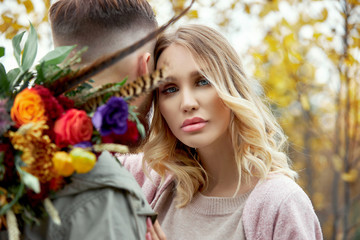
{"left": 146, "top": 218, "right": 167, "bottom": 240}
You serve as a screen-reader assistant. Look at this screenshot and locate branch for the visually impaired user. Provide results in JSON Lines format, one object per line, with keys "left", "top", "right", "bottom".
{"left": 49, "top": 0, "right": 195, "bottom": 96}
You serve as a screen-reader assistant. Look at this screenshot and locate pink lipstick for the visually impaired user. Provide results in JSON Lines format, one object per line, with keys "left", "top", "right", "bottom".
{"left": 181, "top": 117, "right": 207, "bottom": 132}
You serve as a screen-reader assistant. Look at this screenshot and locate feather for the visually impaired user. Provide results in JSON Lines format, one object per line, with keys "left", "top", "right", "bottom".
{"left": 48, "top": 0, "right": 195, "bottom": 97}
{"left": 77, "top": 68, "right": 167, "bottom": 112}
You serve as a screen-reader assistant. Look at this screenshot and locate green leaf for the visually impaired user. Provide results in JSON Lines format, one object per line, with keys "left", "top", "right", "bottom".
{"left": 21, "top": 23, "right": 38, "bottom": 72}
{"left": 7, "top": 68, "right": 21, "bottom": 93}
{"left": 12, "top": 31, "right": 26, "bottom": 67}
{"left": 39, "top": 45, "right": 76, "bottom": 66}
{"left": 7, "top": 68, "right": 21, "bottom": 82}
{"left": 0, "top": 47, "right": 4, "bottom": 58}
{"left": 0, "top": 182, "right": 24, "bottom": 215}
{"left": 136, "top": 123, "right": 146, "bottom": 139}
{"left": 0, "top": 63, "right": 9, "bottom": 96}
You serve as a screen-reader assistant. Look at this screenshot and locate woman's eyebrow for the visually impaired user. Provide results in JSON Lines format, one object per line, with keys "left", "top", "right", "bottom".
{"left": 164, "top": 76, "right": 177, "bottom": 83}
{"left": 190, "top": 71, "right": 202, "bottom": 78}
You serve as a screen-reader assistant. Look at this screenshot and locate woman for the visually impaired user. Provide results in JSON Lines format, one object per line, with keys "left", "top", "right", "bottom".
{"left": 120, "top": 24, "right": 322, "bottom": 240}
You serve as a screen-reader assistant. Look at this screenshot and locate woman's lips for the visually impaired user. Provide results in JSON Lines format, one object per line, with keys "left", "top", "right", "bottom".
{"left": 181, "top": 117, "right": 207, "bottom": 132}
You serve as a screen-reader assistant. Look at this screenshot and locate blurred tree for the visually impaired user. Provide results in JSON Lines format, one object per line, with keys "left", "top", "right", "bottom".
{"left": 1, "top": 0, "right": 359, "bottom": 239}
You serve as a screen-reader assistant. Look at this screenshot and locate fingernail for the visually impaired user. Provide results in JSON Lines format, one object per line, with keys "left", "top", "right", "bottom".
{"left": 146, "top": 232, "right": 152, "bottom": 240}
{"left": 147, "top": 217, "right": 152, "bottom": 228}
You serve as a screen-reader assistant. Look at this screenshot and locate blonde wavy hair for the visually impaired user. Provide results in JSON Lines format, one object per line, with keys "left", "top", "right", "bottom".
{"left": 143, "top": 24, "right": 297, "bottom": 207}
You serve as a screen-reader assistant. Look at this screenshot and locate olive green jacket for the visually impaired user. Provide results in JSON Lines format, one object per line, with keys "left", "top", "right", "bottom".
{"left": 23, "top": 151, "right": 155, "bottom": 240}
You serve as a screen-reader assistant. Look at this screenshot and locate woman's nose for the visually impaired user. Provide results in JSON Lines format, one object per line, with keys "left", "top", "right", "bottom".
{"left": 180, "top": 89, "right": 199, "bottom": 112}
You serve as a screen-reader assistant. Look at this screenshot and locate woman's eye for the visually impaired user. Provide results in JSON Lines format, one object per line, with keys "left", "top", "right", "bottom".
{"left": 197, "top": 78, "right": 211, "bottom": 86}
{"left": 161, "top": 86, "right": 178, "bottom": 94}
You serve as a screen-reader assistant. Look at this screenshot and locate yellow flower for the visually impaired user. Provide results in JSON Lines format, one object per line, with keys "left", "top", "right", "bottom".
{"left": 69, "top": 148, "right": 96, "bottom": 174}
{"left": 52, "top": 152, "right": 75, "bottom": 177}
{"left": 9, "top": 121, "right": 57, "bottom": 183}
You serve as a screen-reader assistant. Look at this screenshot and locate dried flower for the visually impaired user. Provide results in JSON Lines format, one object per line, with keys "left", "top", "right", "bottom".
{"left": 9, "top": 121, "right": 57, "bottom": 183}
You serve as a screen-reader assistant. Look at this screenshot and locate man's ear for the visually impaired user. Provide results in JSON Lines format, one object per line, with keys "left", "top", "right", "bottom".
{"left": 138, "top": 52, "right": 151, "bottom": 76}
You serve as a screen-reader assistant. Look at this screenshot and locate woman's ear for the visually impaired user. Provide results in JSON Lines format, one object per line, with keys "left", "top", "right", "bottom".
{"left": 138, "top": 52, "right": 151, "bottom": 76}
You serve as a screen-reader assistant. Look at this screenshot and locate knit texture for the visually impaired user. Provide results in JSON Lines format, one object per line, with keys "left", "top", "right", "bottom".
{"left": 118, "top": 153, "right": 323, "bottom": 240}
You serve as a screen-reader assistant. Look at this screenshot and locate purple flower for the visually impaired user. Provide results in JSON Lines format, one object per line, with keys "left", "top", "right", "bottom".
{"left": 74, "top": 141, "right": 92, "bottom": 149}
{"left": 0, "top": 99, "right": 11, "bottom": 136}
{"left": 92, "top": 97, "right": 128, "bottom": 136}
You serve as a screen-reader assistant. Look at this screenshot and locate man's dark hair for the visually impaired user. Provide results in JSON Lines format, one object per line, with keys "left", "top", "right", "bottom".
{"left": 50, "top": 0, "right": 157, "bottom": 37}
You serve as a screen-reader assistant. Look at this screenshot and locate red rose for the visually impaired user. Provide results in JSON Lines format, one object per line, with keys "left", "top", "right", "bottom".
{"left": 54, "top": 109, "right": 93, "bottom": 148}
{"left": 57, "top": 95, "right": 75, "bottom": 111}
{"left": 33, "top": 85, "right": 64, "bottom": 121}
{"left": 101, "top": 120, "right": 139, "bottom": 145}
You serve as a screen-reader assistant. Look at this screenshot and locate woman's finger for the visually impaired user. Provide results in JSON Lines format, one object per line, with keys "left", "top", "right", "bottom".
{"left": 153, "top": 220, "right": 167, "bottom": 240}
{"left": 146, "top": 218, "right": 167, "bottom": 240}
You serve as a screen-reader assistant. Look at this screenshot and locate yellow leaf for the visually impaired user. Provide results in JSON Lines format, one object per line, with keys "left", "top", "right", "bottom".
{"left": 5, "top": 29, "right": 18, "bottom": 39}
{"left": 313, "top": 192, "right": 325, "bottom": 210}
{"left": 259, "top": 4, "right": 272, "bottom": 18}
{"left": 2, "top": 14, "right": 13, "bottom": 24}
{"left": 187, "top": 10, "right": 198, "bottom": 19}
{"left": 0, "top": 23, "right": 10, "bottom": 32}
{"left": 332, "top": 155, "right": 342, "bottom": 172}
{"left": 23, "top": 0, "right": 34, "bottom": 14}
{"left": 244, "top": 4, "right": 251, "bottom": 14}
{"left": 342, "top": 169, "right": 358, "bottom": 183}
{"left": 283, "top": 33, "right": 295, "bottom": 48}
{"left": 300, "top": 95, "right": 310, "bottom": 111}
{"left": 313, "top": 33, "right": 322, "bottom": 40}
{"left": 319, "top": 8, "right": 328, "bottom": 21}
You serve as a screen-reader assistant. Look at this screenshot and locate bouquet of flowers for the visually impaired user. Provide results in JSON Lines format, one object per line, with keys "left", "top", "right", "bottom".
{"left": 0, "top": 24, "right": 155, "bottom": 239}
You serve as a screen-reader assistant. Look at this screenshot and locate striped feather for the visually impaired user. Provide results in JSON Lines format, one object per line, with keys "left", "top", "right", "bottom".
{"left": 48, "top": 0, "right": 194, "bottom": 97}
{"left": 77, "top": 68, "right": 167, "bottom": 112}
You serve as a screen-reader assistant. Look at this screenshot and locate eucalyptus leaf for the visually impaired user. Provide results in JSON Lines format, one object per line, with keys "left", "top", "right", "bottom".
{"left": 39, "top": 45, "right": 76, "bottom": 66}
{"left": 12, "top": 31, "right": 26, "bottom": 67}
{"left": 21, "top": 170, "right": 41, "bottom": 194}
{"left": 136, "top": 123, "right": 146, "bottom": 139}
{"left": 16, "top": 160, "right": 40, "bottom": 194}
{"left": 0, "top": 63, "right": 9, "bottom": 95}
{"left": 7, "top": 68, "right": 20, "bottom": 83}
{"left": 35, "top": 61, "right": 46, "bottom": 83}
{"left": 0, "top": 47, "right": 4, "bottom": 58}
{"left": 21, "top": 23, "right": 38, "bottom": 72}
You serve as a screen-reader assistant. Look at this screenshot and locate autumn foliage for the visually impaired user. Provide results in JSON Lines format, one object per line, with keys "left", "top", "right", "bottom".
{"left": 1, "top": 0, "right": 359, "bottom": 239}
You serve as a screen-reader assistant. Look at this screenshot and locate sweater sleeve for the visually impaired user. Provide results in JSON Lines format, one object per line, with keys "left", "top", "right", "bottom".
{"left": 242, "top": 175, "right": 323, "bottom": 240}
{"left": 272, "top": 188, "right": 323, "bottom": 240}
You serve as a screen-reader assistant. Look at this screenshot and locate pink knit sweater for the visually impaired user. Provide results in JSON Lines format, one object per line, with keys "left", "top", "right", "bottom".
{"left": 118, "top": 153, "right": 323, "bottom": 239}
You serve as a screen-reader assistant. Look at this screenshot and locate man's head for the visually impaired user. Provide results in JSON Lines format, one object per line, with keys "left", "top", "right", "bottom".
{"left": 50, "top": 0, "right": 157, "bottom": 83}
{"left": 49, "top": 0, "right": 158, "bottom": 148}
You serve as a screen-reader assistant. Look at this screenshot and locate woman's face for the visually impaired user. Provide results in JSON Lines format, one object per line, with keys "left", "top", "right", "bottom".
{"left": 156, "top": 43, "right": 231, "bottom": 149}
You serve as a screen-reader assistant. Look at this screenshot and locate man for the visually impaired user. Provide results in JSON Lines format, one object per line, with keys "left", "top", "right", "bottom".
{"left": 23, "top": 0, "right": 158, "bottom": 239}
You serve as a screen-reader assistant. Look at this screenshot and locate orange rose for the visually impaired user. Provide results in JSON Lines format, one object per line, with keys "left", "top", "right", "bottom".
{"left": 10, "top": 88, "right": 47, "bottom": 127}
{"left": 54, "top": 109, "right": 93, "bottom": 148}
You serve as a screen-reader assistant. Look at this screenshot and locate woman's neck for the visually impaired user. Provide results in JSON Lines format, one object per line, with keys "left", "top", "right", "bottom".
{"left": 197, "top": 134, "right": 239, "bottom": 197}
{"left": 197, "top": 132, "right": 257, "bottom": 197}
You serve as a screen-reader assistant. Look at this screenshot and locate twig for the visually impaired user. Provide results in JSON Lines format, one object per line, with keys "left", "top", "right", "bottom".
{"left": 49, "top": 0, "right": 195, "bottom": 96}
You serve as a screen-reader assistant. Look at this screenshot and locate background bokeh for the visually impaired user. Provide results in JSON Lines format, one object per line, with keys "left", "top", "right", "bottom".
{"left": 1, "top": 0, "right": 359, "bottom": 239}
